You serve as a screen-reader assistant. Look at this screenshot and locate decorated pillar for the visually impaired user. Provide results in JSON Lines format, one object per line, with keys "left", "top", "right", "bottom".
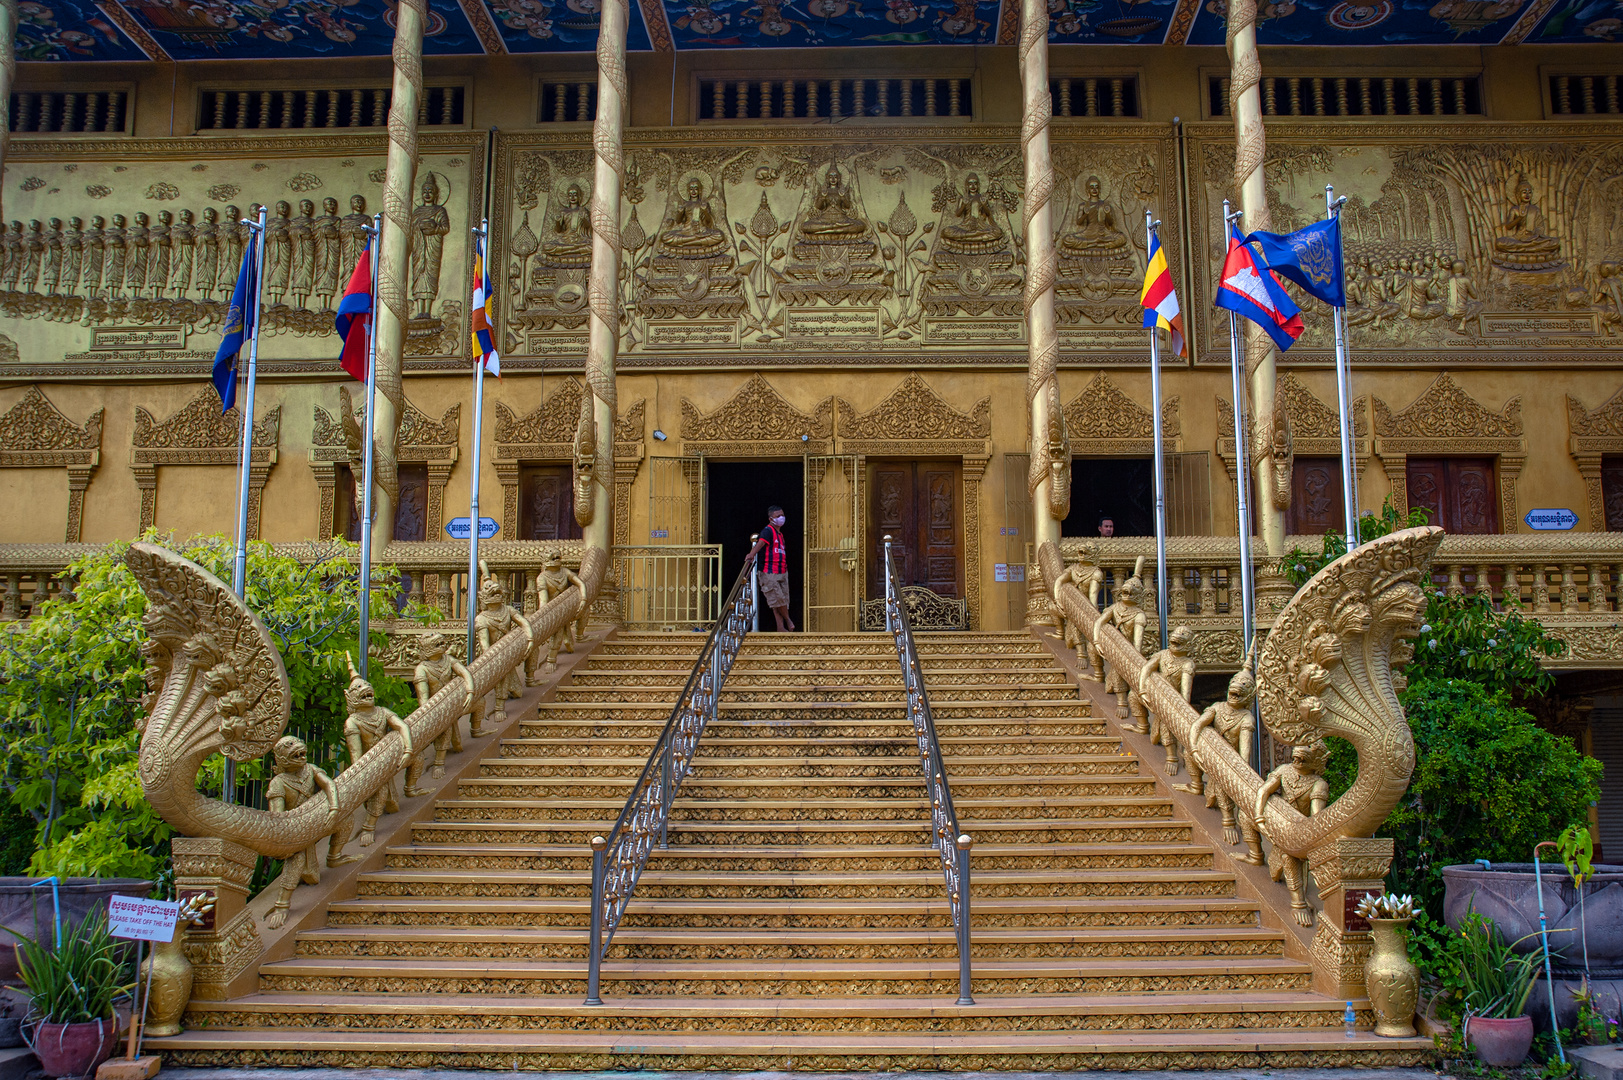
{"left": 0, "top": 0, "right": 14, "bottom": 218}
{"left": 576, "top": 0, "right": 628, "bottom": 561}
{"left": 1227, "top": 0, "right": 1287, "bottom": 557}
{"left": 367, "top": 0, "right": 428, "bottom": 561}
{"left": 1020, "top": 0, "right": 1067, "bottom": 559}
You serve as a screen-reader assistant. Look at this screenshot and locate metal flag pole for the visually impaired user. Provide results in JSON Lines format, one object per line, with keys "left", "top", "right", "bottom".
{"left": 1145, "top": 209, "right": 1170, "bottom": 651}
{"left": 1325, "top": 184, "right": 1358, "bottom": 551}
{"left": 1221, "top": 199, "right": 1257, "bottom": 709}
{"left": 465, "top": 219, "right": 490, "bottom": 667}
{"left": 225, "top": 204, "right": 267, "bottom": 806}
{"left": 357, "top": 213, "right": 383, "bottom": 679}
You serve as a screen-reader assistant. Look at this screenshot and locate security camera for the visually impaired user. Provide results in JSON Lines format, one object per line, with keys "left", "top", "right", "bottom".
{"left": 653, "top": 430, "right": 668, "bottom": 441}
{"left": 801, "top": 434, "right": 810, "bottom": 442}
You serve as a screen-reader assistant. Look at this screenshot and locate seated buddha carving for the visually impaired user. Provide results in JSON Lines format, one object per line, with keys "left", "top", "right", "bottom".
{"left": 799, "top": 165, "right": 869, "bottom": 244}
{"left": 544, "top": 182, "right": 592, "bottom": 265}
{"left": 937, "top": 173, "right": 1006, "bottom": 256}
{"left": 1492, "top": 175, "right": 1562, "bottom": 271}
{"left": 1060, "top": 175, "right": 1130, "bottom": 258}
{"left": 657, "top": 177, "right": 729, "bottom": 260}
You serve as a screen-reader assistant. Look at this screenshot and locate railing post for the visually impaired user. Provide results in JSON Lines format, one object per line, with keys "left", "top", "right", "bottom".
{"left": 660, "top": 739, "right": 672, "bottom": 850}
{"left": 586, "top": 834, "right": 606, "bottom": 1005}
{"left": 956, "top": 832, "right": 974, "bottom": 1006}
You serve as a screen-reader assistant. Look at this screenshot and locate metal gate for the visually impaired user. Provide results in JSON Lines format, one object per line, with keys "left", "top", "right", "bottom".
{"left": 804, "top": 455, "right": 859, "bottom": 632}
{"left": 648, "top": 456, "right": 705, "bottom": 544}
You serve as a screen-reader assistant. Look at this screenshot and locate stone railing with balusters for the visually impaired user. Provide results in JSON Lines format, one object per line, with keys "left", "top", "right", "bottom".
{"left": 1036, "top": 532, "right": 1623, "bottom": 670}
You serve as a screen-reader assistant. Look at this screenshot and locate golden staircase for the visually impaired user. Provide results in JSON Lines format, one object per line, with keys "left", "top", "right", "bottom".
{"left": 162, "top": 631, "right": 1432, "bottom": 1070}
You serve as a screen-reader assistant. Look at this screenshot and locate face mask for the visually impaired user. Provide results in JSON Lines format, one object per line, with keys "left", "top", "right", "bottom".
{"left": 773, "top": 516, "right": 785, "bottom": 527}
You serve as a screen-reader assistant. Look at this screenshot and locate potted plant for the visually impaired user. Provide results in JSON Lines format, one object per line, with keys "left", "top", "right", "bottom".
{"left": 10, "top": 909, "right": 129, "bottom": 1079}
{"left": 1456, "top": 911, "right": 1546, "bottom": 1067}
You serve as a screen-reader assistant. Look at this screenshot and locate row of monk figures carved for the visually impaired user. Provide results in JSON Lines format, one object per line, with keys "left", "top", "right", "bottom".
{"left": 1041, "top": 527, "right": 1438, "bottom": 930}
{"left": 129, "top": 542, "right": 595, "bottom": 933}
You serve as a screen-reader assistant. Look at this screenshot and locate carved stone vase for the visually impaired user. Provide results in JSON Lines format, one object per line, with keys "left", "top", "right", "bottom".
{"left": 1365, "top": 916, "right": 1419, "bottom": 1037}
{"left": 139, "top": 918, "right": 194, "bottom": 1038}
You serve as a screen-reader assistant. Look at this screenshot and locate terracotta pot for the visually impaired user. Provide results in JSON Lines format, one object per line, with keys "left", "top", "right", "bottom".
{"left": 138, "top": 918, "right": 193, "bottom": 1038}
{"left": 1465, "top": 1014, "right": 1535, "bottom": 1067}
{"left": 1365, "top": 917, "right": 1419, "bottom": 1037}
{"left": 26, "top": 1017, "right": 118, "bottom": 1079}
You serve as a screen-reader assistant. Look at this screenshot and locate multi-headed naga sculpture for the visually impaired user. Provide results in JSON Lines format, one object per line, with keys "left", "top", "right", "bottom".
{"left": 128, "top": 540, "right": 605, "bottom": 862}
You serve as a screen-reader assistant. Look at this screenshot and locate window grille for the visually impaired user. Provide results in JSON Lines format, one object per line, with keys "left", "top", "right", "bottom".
{"left": 1208, "top": 74, "right": 1482, "bottom": 118}
{"left": 196, "top": 85, "right": 465, "bottom": 131}
{"left": 696, "top": 77, "right": 971, "bottom": 121}
{"left": 1549, "top": 74, "right": 1623, "bottom": 116}
{"left": 1049, "top": 76, "right": 1141, "bottom": 118}
{"left": 9, "top": 90, "right": 129, "bottom": 134}
{"left": 538, "top": 81, "right": 598, "bottom": 123}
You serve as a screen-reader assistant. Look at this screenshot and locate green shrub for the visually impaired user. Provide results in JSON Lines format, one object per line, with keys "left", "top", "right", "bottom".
{"left": 1282, "top": 497, "right": 1431, "bottom": 588}
{"left": 7, "top": 908, "right": 130, "bottom": 1025}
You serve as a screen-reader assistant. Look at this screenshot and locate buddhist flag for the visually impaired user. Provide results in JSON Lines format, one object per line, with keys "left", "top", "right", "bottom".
{"left": 1214, "top": 223, "right": 1304, "bottom": 351}
{"left": 1139, "top": 232, "right": 1188, "bottom": 359}
{"left": 212, "top": 246, "right": 258, "bottom": 412}
{"left": 334, "top": 244, "right": 373, "bottom": 382}
{"left": 470, "top": 232, "right": 500, "bottom": 377}
{"left": 1245, "top": 217, "right": 1345, "bottom": 308}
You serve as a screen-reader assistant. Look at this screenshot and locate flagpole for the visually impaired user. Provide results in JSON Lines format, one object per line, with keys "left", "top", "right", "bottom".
{"left": 225, "top": 204, "right": 267, "bottom": 806}
{"left": 466, "top": 220, "right": 489, "bottom": 667}
{"left": 1222, "top": 199, "right": 1257, "bottom": 728}
{"left": 1325, "top": 184, "right": 1357, "bottom": 550}
{"left": 358, "top": 213, "right": 382, "bottom": 680}
{"left": 1145, "top": 209, "right": 1170, "bottom": 651}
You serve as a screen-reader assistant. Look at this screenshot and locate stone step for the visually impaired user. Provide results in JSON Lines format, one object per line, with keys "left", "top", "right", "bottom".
{"left": 350, "top": 867, "right": 1236, "bottom": 901}
{"left": 528, "top": 700, "right": 1093, "bottom": 723}
{"left": 550, "top": 684, "right": 1077, "bottom": 704}
{"left": 323, "top": 894, "right": 1257, "bottom": 930}
{"left": 497, "top": 735, "right": 1122, "bottom": 759}
{"left": 451, "top": 774, "right": 1158, "bottom": 801}
{"left": 407, "top": 817, "right": 1196, "bottom": 847}
{"left": 563, "top": 667, "right": 1074, "bottom": 685}
{"left": 292, "top": 925, "right": 1286, "bottom": 962}
{"left": 256, "top": 954, "right": 1314, "bottom": 996}
{"left": 380, "top": 842, "right": 1216, "bottom": 873}
{"left": 584, "top": 654, "right": 1065, "bottom": 671}
{"left": 429, "top": 795, "right": 1175, "bottom": 824}
{"left": 475, "top": 753, "right": 1142, "bottom": 778}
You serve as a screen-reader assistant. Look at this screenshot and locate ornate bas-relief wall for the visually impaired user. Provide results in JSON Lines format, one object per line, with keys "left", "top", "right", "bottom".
{"left": 492, "top": 124, "right": 1180, "bottom": 367}
{"left": 1187, "top": 121, "right": 1623, "bottom": 366}
{"left": 0, "top": 133, "right": 484, "bottom": 377}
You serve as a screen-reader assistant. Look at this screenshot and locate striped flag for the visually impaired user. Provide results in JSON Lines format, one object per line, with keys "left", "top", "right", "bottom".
{"left": 1138, "top": 232, "right": 1187, "bottom": 359}
{"left": 334, "top": 244, "right": 373, "bottom": 382}
{"left": 470, "top": 232, "right": 500, "bottom": 377}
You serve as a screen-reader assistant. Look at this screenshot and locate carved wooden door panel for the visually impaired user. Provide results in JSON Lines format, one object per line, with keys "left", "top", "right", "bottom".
{"left": 1288, "top": 456, "right": 1344, "bottom": 536}
{"left": 519, "top": 465, "right": 581, "bottom": 541}
{"left": 866, "top": 460, "right": 962, "bottom": 599}
{"left": 393, "top": 464, "right": 429, "bottom": 542}
{"left": 1406, "top": 457, "right": 1498, "bottom": 534}
{"left": 1603, "top": 456, "right": 1623, "bottom": 532}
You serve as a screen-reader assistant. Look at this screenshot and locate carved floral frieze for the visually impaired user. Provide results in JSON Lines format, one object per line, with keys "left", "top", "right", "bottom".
{"left": 680, "top": 373, "right": 833, "bottom": 457}
{"left": 130, "top": 387, "right": 281, "bottom": 536}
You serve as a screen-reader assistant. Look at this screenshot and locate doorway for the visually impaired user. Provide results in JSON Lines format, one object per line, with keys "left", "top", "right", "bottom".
{"left": 706, "top": 460, "right": 804, "bottom": 630}
{"left": 867, "top": 459, "right": 963, "bottom": 601}
{"left": 337, "top": 462, "right": 428, "bottom": 542}
{"left": 1063, "top": 457, "right": 1153, "bottom": 537}
{"left": 518, "top": 465, "right": 582, "bottom": 541}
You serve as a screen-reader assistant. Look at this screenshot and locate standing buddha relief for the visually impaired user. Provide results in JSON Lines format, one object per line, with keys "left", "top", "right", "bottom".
{"left": 1191, "top": 125, "right": 1623, "bottom": 359}
{"left": 0, "top": 141, "right": 477, "bottom": 366}
{"left": 498, "top": 129, "right": 1177, "bottom": 362}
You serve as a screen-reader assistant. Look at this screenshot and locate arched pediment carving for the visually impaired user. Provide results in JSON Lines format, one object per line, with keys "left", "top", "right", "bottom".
{"left": 0, "top": 387, "right": 104, "bottom": 542}
{"left": 134, "top": 390, "right": 280, "bottom": 451}
{"left": 493, "top": 378, "right": 585, "bottom": 448}
{"left": 682, "top": 374, "right": 834, "bottom": 456}
{"left": 1062, "top": 373, "right": 1179, "bottom": 453}
{"left": 834, "top": 373, "right": 990, "bottom": 454}
{"left": 313, "top": 390, "right": 460, "bottom": 457}
{"left": 1567, "top": 387, "right": 1623, "bottom": 532}
{"left": 1373, "top": 373, "right": 1521, "bottom": 442}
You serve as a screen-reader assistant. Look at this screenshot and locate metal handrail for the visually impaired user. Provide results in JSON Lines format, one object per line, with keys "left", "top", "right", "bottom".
{"left": 882, "top": 534, "right": 973, "bottom": 1006}
{"left": 584, "top": 542, "right": 760, "bottom": 1005}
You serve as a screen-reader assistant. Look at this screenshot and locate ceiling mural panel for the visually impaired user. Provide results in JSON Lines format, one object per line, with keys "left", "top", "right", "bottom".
{"left": 1185, "top": 0, "right": 1536, "bottom": 45}
{"left": 113, "top": 0, "right": 483, "bottom": 59}
{"left": 1524, "top": 0, "right": 1623, "bottom": 41}
{"left": 16, "top": 0, "right": 150, "bottom": 60}
{"left": 1047, "top": 0, "right": 1176, "bottom": 42}
{"left": 485, "top": 0, "right": 655, "bottom": 52}
{"left": 659, "top": 0, "right": 1000, "bottom": 48}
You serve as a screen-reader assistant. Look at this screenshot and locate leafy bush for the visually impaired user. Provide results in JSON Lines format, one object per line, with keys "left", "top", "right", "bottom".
{"left": 1282, "top": 497, "right": 1432, "bottom": 588}
{"left": 7, "top": 908, "right": 130, "bottom": 1025}
{"left": 1384, "top": 677, "right": 1601, "bottom": 910}
{"left": 1407, "top": 590, "right": 1566, "bottom": 697}
{"left": 0, "top": 533, "right": 425, "bottom": 881}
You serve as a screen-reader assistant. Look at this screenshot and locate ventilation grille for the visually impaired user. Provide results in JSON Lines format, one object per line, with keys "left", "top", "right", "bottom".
{"left": 197, "top": 86, "right": 465, "bottom": 131}
{"left": 1550, "top": 74, "right": 1623, "bottom": 115}
{"left": 539, "top": 81, "right": 598, "bottom": 123}
{"left": 1209, "top": 75, "right": 1482, "bottom": 117}
{"left": 9, "top": 91, "right": 129, "bottom": 134}
{"left": 1050, "top": 77, "right": 1141, "bottom": 118}
{"left": 697, "top": 77, "right": 971, "bottom": 121}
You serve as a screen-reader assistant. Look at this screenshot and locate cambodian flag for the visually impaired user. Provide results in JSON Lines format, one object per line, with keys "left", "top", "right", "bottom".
{"left": 335, "top": 245, "right": 373, "bottom": 382}
{"left": 1214, "top": 223, "right": 1304, "bottom": 352}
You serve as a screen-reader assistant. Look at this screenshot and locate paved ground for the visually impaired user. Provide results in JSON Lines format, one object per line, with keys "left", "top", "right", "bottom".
{"left": 155, "top": 1070, "right": 1445, "bottom": 1080}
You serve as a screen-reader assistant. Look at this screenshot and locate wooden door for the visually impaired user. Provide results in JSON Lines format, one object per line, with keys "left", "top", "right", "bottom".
{"left": 1406, "top": 457, "right": 1498, "bottom": 534}
{"left": 337, "top": 462, "right": 428, "bottom": 541}
{"left": 519, "top": 465, "right": 581, "bottom": 541}
{"left": 1288, "top": 456, "right": 1345, "bottom": 536}
{"left": 867, "top": 460, "right": 962, "bottom": 599}
{"left": 1603, "top": 456, "right": 1623, "bottom": 532}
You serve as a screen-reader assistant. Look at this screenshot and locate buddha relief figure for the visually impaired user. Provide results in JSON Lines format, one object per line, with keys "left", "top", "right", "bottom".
{"left": 1492, "top": 174, "right": 1564, "bottom": 272}
{"left": 149, "top": 211, "right": 172, "bottom": 299}
{"left": 937, "top": 173, "right": 1006, "bottom": 255}
{"left": 313, "top": 197, "right": 342, "bottom": 310}
{"left": 81, "top": 216, "right": 106, "bottom": 299}
{"left": 61, "top": 218, "right": 84, "bottom": 297}
{"left": 544, "top": 182, "right": 592, "bottom": 266}
{"left": 20, "top": 219, "right": 44, "bottom": 294}
{"left": 781, "top": 162, "right": 886, "bottom": 304}
{"left": 0, "top": 221, "right": 20, "bottom": 292}
{"left": 168, "top": 209, "right": 195, "bottom": 299}
{"left": 124, "top": 212, "right": 150, "bottom": 297}
{"left": 103, "top": 214, "right": 128, "bottom": 299}
{"left": 800, "top": 165, "right": 868, "bottom": 243}
{"left": 657, "top": 176, "right": 729, "bottom": 260}
{"left": 1060, "top": 175, "right": 1130, "bottom": 258}
{"left": 193, "top": 208, "right": 219, "bottom": 301}
{"left": 410, "top": 174, "right": 450, "bottom": 319}
{"left": 218, "top": 205, "right": 246, "bottom": 297}
{"left": 40, "top": 218, "right": 63, "bottom": 296}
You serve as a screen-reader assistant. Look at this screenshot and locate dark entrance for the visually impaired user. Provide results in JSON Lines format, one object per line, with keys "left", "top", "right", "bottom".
{"left": 1062, "top": 457, "right": 1153, "bottom": 537}
{"left": 866, "top": 459, "right": 963, "bottom": 600}
{"left": 337, "top": 462, "right": 428, "bottom": 542}
{"left": 705, "top": 460, "right": 804, "bottom": 630}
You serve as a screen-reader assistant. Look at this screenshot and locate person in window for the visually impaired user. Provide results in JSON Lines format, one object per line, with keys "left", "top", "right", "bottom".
{"left": 1098, "top": 517, "right": 1115, "bottom": 537}
{"left": 750, "top": 505, "right": 795, "bottom": 632}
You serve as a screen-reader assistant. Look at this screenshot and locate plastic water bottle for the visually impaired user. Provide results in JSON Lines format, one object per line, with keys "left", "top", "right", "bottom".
{"left": 1344, "top": 1001, "right": 1358, "bottom": 1039}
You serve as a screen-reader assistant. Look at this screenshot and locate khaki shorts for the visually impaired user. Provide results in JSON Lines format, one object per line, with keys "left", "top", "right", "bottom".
{"left": 757, "top": 571, "right": 790, "bottom": 608}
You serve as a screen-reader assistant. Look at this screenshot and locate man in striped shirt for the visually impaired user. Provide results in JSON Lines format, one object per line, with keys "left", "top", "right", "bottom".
{"left": 751, "top": 505, "right": 795, "bottom": 632}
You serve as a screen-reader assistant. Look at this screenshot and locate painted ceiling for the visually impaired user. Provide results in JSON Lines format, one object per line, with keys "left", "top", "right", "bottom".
{"left": 16, "top": 0, "right": 1612, "bottom": 61}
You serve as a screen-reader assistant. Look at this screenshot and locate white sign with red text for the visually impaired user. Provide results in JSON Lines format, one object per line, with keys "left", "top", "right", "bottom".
{"left": 107, "top": 896, "right": 182, "bottom": 943}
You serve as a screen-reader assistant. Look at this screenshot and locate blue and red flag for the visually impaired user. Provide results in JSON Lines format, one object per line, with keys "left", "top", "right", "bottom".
{"left": 1214, "top": 223, "right": 1304, "bottom": 351}
{"left": 335, "top": 245, "right": 373, "bottom": 382}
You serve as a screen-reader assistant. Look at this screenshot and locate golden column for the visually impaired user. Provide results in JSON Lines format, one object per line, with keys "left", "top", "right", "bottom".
{"left": 577, "top": 0, "right": 628, "bottom": 556}
{"left": 1227, "top": 0, "right": 1286, "bottom": 556}
{"left": 1020, "top": 0, "right": 1068, "bottom": 549}
{"left": 367, "top": 0, "right": 428, "bottom": 561}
